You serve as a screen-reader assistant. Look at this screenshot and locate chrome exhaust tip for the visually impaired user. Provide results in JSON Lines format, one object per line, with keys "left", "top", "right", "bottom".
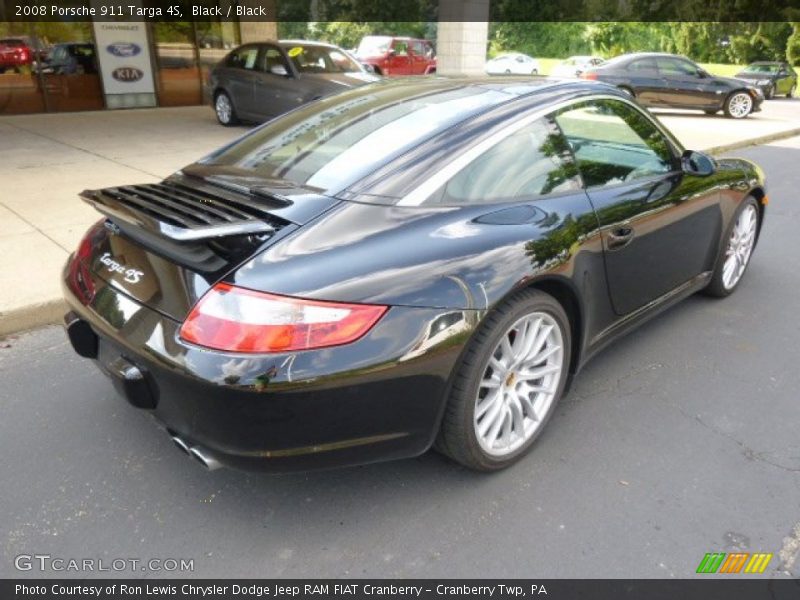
{"left": 171, "top": 436, "right": 191, "bottom": 455}
{"left": 189, "top": 446, "right": 223, "bottom": 471}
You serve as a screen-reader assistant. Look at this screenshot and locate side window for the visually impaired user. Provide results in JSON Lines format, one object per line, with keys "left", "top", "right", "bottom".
{"left": 423, "top": 117, "right": 582, "bottom": 205}
{"left": 410, "top": 41, "right": 424, "bottom": 56}
{"left": 259, "top": 46, "right": 290, "bottom": 73}
{"left": 657, "top": 58, "right": 698, "bottom": 77}
{"left": 227, "top": 46, "right": 259, "bottom": 70}
{"left": 630, "top": 58, "right": 656, "bottom": 72}
{"left": 554, "top": 100, "right": 674, "bottom": 189}
{"left": 393, "top": 41, "right": 408, "bottom": 56}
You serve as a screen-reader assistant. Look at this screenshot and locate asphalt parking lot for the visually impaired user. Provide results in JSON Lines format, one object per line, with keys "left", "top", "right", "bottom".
{"left": 1, "top": 136, "right": 799, "bottom": 580}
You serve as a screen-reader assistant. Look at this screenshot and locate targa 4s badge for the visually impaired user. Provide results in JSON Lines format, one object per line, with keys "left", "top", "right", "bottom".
{"left": 99, "top": 252, "right": 144, "bottom": 284}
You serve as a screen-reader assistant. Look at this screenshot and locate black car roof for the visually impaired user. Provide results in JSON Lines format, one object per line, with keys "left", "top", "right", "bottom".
{"left": 334, "top": 75, "right": 611, "bottom": 103}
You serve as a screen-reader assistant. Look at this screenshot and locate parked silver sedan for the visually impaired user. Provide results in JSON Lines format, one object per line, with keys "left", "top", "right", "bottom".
{"left": 210, "top": 39, "right": 380, "bottom": 125}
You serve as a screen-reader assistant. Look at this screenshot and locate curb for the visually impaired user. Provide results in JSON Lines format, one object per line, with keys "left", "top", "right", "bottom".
{"left": 705, "top": 127, "right": 800, "bottom": 155}
{"left": 0, "top": 299, "right": 67, "bottom": 338}
{"left": 1, "top": 129, "right": 799, "bottom": 339}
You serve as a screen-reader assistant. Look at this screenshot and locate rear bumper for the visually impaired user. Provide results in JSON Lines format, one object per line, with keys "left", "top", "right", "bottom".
{"left": 62, "top": 258, "right": 475, "bottom": 472}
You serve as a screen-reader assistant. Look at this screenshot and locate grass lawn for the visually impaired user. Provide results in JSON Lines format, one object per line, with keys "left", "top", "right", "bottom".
{"left": 698, "top": 63, "right": 745, "bottom": 77}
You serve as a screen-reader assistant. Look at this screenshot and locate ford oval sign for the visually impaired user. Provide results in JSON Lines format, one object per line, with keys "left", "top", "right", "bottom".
{"left": 112, "top": 67, "right": 144, "bottom": 83}
{"left": 106, "top": 42, "right": 141, "bottom": 57}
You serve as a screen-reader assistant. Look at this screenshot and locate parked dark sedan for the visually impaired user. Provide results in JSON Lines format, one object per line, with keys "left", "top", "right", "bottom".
{"left": 582, "top": 52, "right": 764, "bottom": 118}
{"left": 209, "top": 39, "right": 379, "bottom": 125}
{"left": 735, "top": 61, "right": 797, "bottom": 99}
{"left": 63, "top": 77, "right": 766, "bottom": 473}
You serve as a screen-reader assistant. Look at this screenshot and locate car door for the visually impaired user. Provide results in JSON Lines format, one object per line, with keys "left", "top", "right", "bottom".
{"left": 655, "top": 57, "right": 717, "bottom": 109}
{"left": 222, "top": 44, "right": 260, "bottom": 117}
{"left": 409, "top": 41, "right": 428, "bottom": 74}
{"left": 251, "top": 44, "right": 297, "bottom": 119}
{"left": 553, "top": 98, "right": 722, "bottom": 315}
{"left": 388, "top": 40, "right": 412, "bottom": 75}
{"left": 622, "top": 58, "right": 666, "bottom": 104}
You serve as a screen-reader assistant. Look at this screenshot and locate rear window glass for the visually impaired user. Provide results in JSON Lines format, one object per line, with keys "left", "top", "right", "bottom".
{"left": 200, "top": 84, "right": 514, "bottom": 194}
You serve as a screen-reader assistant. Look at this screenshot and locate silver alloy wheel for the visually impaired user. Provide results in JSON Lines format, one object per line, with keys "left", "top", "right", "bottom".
{"left": 474, "top": 312, "right": 564, "bottom": 457}
{"left": 727, "top": 92, "right": 753, "bottom": 118}
{"left": 215, "top": 94, "right": 232, "bottom": 124}
{"left": 722, "top": 204, "right": 758, "bottom": 290}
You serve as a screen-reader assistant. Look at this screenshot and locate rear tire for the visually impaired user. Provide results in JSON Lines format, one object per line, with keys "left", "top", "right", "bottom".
{"left": 704, "top": 197, "right": 759, "bottom": 297}
{"left": 436, "top": 289, "right": 571, "bottom": 471}
{"left": 214, "top": 91, "right": 238, "bottom": 126}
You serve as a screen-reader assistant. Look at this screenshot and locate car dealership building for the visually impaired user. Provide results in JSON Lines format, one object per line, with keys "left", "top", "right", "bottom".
{"left": 0, "top": 0, "right": 489, "bottom": 116}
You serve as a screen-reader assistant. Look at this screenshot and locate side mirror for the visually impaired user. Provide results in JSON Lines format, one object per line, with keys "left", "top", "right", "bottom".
{"left": 388, "top": 49, "right": 396, "bottom": 57}
{"left": 269, "top": 64, "right": 288, "bottom": 77}
{"left": 682, "top": 150, "right": 715, "bottom": 176}
{"left": 696, "top": 69, "right": 708, "bottom": 78}
{"left": 360, "top": 62, "right": 375, "bottom": 73}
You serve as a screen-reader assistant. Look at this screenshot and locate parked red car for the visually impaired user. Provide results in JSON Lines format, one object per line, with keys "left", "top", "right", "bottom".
{"left": 0, "top": 36, "right": 48, "bottom": 73}
{"left": 355, "top": 35, "right": 436, "bottom": 76}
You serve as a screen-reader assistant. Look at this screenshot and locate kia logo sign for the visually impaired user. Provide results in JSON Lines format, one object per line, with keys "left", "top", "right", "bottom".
{"left": 106, "top": 42, "right": 141, "bottom": 57}
{"left": 112, "top": 67, "right": 144, "bottom": 82}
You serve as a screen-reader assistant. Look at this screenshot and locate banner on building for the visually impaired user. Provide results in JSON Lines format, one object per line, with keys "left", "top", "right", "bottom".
{"left": 92, "top": 20, "right": 156, "bottom": 108}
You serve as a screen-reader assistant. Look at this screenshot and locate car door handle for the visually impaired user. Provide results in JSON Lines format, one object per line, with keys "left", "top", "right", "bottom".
{"left": 607, "top": 225, "right": 634, "bottom": 250}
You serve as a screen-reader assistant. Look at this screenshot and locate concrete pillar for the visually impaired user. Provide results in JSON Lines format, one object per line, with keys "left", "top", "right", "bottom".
{"left": 436, "top": 0, "right": 490, "bottom": 76}
{"left": 237, "top": 0, "right": 278, "bottom": 43}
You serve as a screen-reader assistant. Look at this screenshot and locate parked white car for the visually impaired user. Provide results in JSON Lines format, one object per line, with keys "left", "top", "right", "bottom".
{"left": 485, "top": 53, "right": 540, "bottom": 75}
{"left": 551, "top": 55, "right": 605, "bottom": 78}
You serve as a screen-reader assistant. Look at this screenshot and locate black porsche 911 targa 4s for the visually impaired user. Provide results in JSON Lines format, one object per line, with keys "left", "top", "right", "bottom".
{"left": 63, "top": 77, "right": 766, "bottom": 473}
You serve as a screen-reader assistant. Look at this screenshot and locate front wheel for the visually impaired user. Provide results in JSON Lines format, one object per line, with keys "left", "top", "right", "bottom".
{"left": 704, "top": 197, "right": 759, "bottom": 297}
{"left": 724, "top": 91, "right": 754, "bottom": 118}
{"left": 436, "top": 289, "right": 571, "bottom": 471}
{"left": 214, "top": 91, "right": 238, "bottom": 126}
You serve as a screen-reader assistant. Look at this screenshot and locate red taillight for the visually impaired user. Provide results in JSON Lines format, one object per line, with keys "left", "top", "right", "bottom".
{"left": 179, "top": 283, "right": 388, "bottom": 353}
{"left": 580, "top": 71, "right": 598, "bottom": 80}
{"left": 68, "top": 221, "right": 103, "bottom": 305}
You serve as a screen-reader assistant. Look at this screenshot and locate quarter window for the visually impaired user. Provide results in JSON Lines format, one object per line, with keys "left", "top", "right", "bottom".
{"left": 422, "top": 118, "right": 581, "bottom": 205}
{"left": 554, "top": 99, "right": 674, "bottom": 188}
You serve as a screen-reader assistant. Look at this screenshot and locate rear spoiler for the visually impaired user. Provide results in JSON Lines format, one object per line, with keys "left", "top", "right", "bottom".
{"left": 80, "top": 181, "right": 286, "bottom": 242}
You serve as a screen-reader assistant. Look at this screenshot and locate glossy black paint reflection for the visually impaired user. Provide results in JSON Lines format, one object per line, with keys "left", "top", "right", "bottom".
{"left": 62, "top": 78, "right": 768, "bottom": 471}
